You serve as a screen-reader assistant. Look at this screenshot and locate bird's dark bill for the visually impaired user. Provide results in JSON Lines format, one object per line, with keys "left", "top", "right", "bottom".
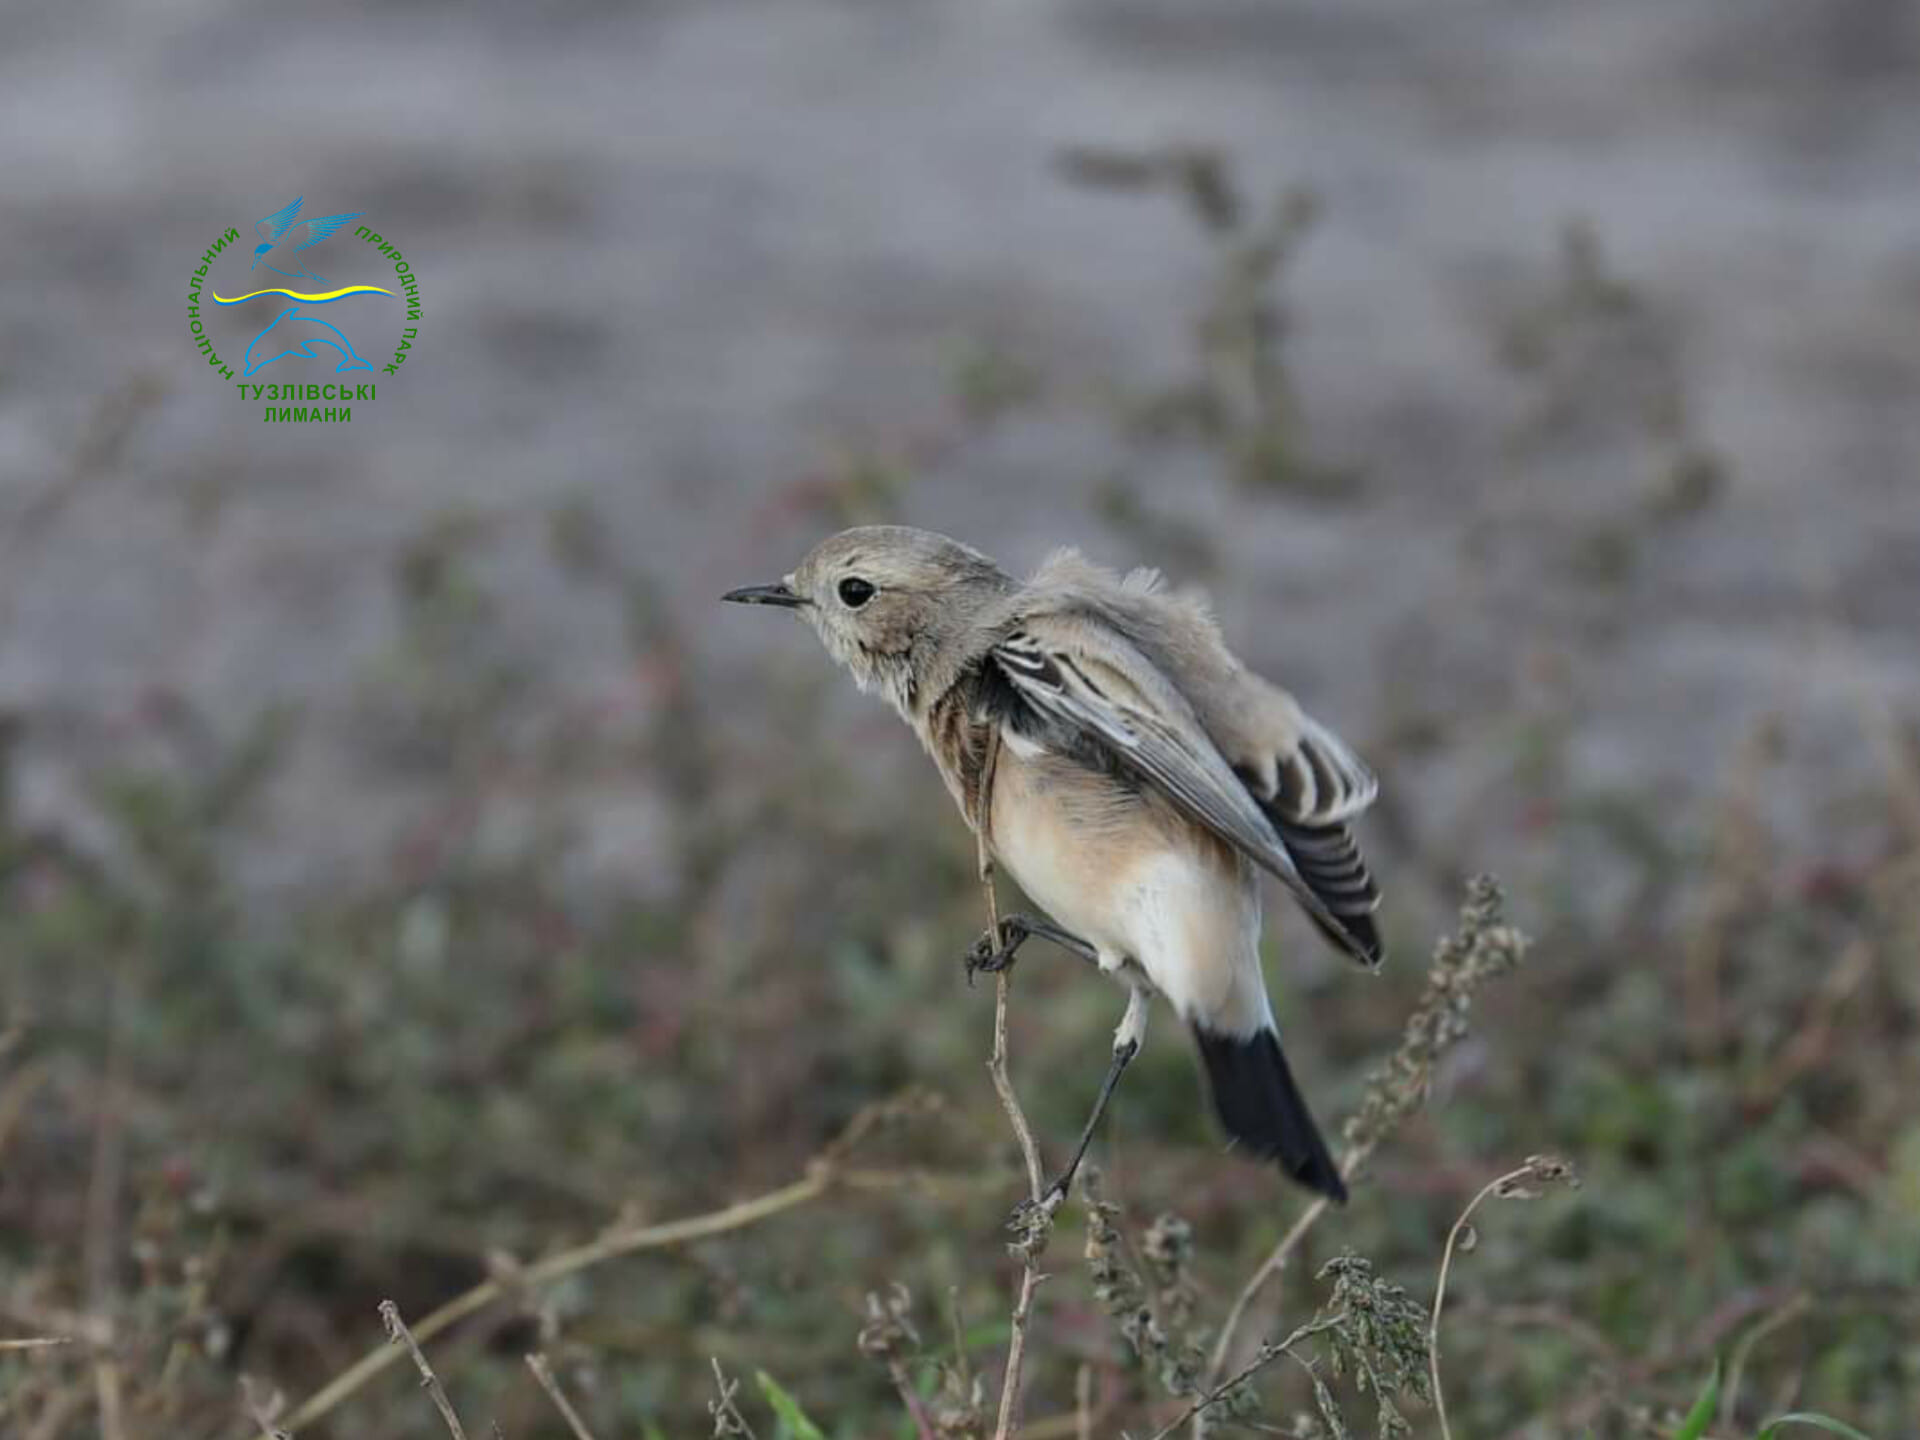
{"left": 721, "top": 583, "right": 807, "bottom": 608}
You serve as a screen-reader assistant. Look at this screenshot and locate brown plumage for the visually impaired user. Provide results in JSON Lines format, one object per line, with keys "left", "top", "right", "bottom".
{"left": 724, "top": 526, "right": 1385, "bottom": 1202}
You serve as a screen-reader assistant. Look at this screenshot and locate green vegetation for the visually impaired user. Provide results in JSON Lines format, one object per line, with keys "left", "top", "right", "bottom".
{"left": 3, "top": 155, "right": 1910, "bottom": 1439}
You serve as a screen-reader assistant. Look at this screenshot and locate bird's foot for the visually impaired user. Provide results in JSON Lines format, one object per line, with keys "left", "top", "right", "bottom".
{"left": 964, "top": 914, "right": 1035, "bottom": 986}
{"left": 1005, "top": 1182, "right": 1067, "bottom": 1259}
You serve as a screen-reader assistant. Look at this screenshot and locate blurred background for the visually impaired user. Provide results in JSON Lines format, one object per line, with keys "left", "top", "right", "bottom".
{"left": 3, "top": 1, "right": 1918, "bottom": 1436}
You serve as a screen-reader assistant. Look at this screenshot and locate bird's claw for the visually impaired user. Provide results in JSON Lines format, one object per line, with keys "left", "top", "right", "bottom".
{"left": 1007, "top": 1182, "right": 1068, "bottom": 1235}
{"left": 963, "top": 916, "right": 1032, "bottom": 987}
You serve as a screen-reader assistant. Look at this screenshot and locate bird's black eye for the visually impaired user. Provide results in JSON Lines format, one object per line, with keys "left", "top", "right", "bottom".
{"left": 837, "top": 576, "right": 876, "bottom": 608}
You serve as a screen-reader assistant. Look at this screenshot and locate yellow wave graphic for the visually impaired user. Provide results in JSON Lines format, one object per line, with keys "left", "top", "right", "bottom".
{"left": 210, "top": 285, "right": 395, "bottom": 304}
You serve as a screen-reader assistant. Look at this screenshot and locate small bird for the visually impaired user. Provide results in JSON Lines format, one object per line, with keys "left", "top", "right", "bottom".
{"left": 250, "top": 197, "right": 365, "bottom": 288}
{"left": 724, "top": 527, "right": 1382, "bottom": 1205}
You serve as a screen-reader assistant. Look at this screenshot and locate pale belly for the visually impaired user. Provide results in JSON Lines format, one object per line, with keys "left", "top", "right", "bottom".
{"left": 988, "top": 743, "right": 1272, "bottom": 1036}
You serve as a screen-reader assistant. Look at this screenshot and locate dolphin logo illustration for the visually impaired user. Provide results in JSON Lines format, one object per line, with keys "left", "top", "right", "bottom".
{"left": 240, "top": 305, "right": 375, "bottom": 377}
{"left": 231, "top": 198, "right": 387, "bottom": 377}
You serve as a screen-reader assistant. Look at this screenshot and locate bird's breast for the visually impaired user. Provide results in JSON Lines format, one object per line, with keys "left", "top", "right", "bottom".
{"left": 988, "top": 743, "right": 1268, "bottom": 1031}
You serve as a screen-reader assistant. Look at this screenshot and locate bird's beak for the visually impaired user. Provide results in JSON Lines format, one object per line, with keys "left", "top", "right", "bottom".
{"left": 721, "top": 582, "right": 807, "bottom": 609}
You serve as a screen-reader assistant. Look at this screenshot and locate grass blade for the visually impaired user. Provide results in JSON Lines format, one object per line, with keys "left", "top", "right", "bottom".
{"left": 755, "top": 1370, "right": 829, "bottom": 1440}
{"left": 1755, "top": 1415, "right": 1874, "bottom": 1440}
{"left": 1672, "top": 1361, "right": 1721, "bottom": 1440}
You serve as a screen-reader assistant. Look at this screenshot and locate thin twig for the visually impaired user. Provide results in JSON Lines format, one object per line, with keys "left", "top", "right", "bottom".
{"left": 974, "top": 726, "right": 1054, "bottom": 1440}
{"left": 885, "top": 1358, "right": 939, "bottom": 1440}
{"left": 1205, "top": 1147, "right": 1359, "bottom": 1387}
{"left": 525, "top": 1353, "right": 600, "bottom": 1440}
{"left": 284, "top": 1166, "right": 834, "bottom": 1432}
{"left": 1429, "top": 1165, "right": 1533, "bottom": 1440}
{"left": 709, "top": 1357, "right": 761, "bottom": 1439}
{"left": 92, "top": 1358, "right": 126, "bottom": 1440}
{"left": 1075, "top": 1363, "right": 1094, "bottom": 1440}
{"left": 1152, "top": 1316, "right": 1340, "bottom": 1440}
{"left": 989, "top": 967, "right": 1046, "bottom": 1201}
{"left": 990, "top": 966, "right": 1049, "bottom": 1440}
{"left": 1210, "top": 877, "right": 1532, "bottom": 1404}
{"left": 380, "top": 1299, "right": 469, "bottom": 1440}
{"left": 0, "top": 1336, "right": 72, "bottom": 1351}
{"left": 240, "top": 1374, "right": 291, "bottom": 1439}
{"left": 1743, "top": 941, "right": 1871, "bottom": 1113}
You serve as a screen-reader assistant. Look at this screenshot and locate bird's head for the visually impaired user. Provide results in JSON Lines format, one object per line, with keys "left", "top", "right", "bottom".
{"left": 723, "top": 526, "right": 1013, "bottom": 712}
{"left": 251, "top": 243, "right": 273, "bottom": 269}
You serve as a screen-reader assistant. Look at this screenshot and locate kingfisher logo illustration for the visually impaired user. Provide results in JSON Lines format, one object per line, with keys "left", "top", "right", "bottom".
{"left": 186, "top": 199, "right": 425, "bottom": 423}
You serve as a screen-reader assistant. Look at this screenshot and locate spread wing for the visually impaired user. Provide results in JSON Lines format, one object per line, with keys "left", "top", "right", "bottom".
{"left": 990, "top": 614, "right": 1381, "bottom": 966}
{"left": 256, "top": 196, "right": 304, "bottom": 244}
{"left": 293, "top": 211, "right": 365, "bottom": 253}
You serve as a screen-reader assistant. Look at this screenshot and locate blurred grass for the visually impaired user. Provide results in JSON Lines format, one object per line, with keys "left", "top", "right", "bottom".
{"left": 2, "top": 157, "right": 1915, "bottom": 1439}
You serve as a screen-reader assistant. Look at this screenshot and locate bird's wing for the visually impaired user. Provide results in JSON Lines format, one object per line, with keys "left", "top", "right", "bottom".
{"left": 1148, "top": 623, "right": 1382, "bottom": 962}
{"left": 293, "top": 211, "right": 365, "bottom": 253}
{"left": 256, "top": 196, "right": 304, "bottom": 243}
{"left": 1244, "top": 698, "right": 1382, "bottom": 821}
{"left": 989, "top": 612, "right": 1376, "bottom": 966}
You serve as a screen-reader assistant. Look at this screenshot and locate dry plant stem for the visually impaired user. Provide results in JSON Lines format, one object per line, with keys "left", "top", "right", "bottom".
{"left": 1154, "top": 1317, "right": 1337, "bottom": 1440}
{"left": 990, "top": 964, "right": 1048, "bottom": 1440}
{"left": 886, "top": 1359, "right": 939, "bottom": 1440}
{"left": 284, "top": 1168, "right": 831, "bottom": 1432}
{"left": 975, "top": 726, "right": 1052, "bottom": 1440}
{"left": 93, "top": 1358, "right": 126, "bottom": 1440}
{"left": 380, "top": 1299, "right": 469, "bottom": 1440}
{"left": 1205, "top": 1144, "right": 1363, "bottom": 1387}
{"left": 525, "top": 1354, "right": 599, "bottom": 1440}
{"left": 1429, "top": 1164, "right": 1535, "bottom": 1440}
{"left": 241, "top": 1375, "right": 290, "bottom": 1439}
{"left": 0, "top": 1337, "right": 71, "bottom": 1350}
{"left": 709, "top": 1358, "right": 761, "bottom": 1440}
{"left": 1744, "top": 941, "right": 1871, "bottom": 1112}
{"left": 1075, "top": 1363, "right": 1094, "bottom": 1440}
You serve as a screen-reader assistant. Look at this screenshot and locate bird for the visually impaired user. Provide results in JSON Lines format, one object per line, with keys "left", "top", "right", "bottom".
{"left": 250, "top": 197, "right": 365, "bottom": 288}
{"left": 723, "top": 526, "right": 1382, "bottom": 1205}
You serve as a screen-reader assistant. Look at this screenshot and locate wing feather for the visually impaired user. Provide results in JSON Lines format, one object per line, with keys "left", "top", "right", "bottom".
{"left": 256, "top": 196, "right": 304, "bottom": 243}
{"left": 293, "top": 211, "right": 366, "bottom": 253}
{"left": 990, "top": 619, "right": 1379, "bottom": 966}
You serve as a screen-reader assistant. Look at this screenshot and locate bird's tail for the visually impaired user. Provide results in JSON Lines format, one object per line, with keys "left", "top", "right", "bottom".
{"left": 1192, "top": 1024, "right": 1346, "bottom": 1203}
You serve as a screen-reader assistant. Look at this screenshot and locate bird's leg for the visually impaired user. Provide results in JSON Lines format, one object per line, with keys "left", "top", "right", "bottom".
{"left": 1011, "top": 985, "right": 1149, "bottom": 1223}
{"left": 964, "top": 913, "right": 1099, "bottom": 985}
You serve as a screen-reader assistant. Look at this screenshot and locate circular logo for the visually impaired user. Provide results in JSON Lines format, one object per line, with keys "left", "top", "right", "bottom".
{"left": 185, "top": 198, "right": 425, "bottom": 423}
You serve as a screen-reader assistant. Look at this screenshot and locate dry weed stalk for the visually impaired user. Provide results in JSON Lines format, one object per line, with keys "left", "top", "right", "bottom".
{"left": 855, "top": 1284, "right": 948, "bottom": 1440}
{"left": 525, "top": 1354, "right": 600, "bottom": 1440}
{"left": 708, "top": 1358, "right": 761, "bottom": 1439}
{"left": 1427, "top": 1156, "right": 1579, "bottom": 1440}
{"left": 974, "top": 725, "right": 1060, "bottom": 1440}
{"left": 1208, "top": 877, "right": 1531, "bottom": 1391}
{"left": 1146, "top": 1313, "right": 1341, "bottom": 1440}
{"left": 280, "top": 1092, "right": 933, "bottom": 1433}
{"left": 380, "top": 1300, "right": 470, "bottom": 1440}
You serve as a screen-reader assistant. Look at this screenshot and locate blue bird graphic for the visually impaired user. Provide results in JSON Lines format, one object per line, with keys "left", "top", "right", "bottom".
{"left": 236, "top": 197, "right": 384, "bottom": 377}
{"left": 251, "top": 196, "right": 365, "bottom": 288}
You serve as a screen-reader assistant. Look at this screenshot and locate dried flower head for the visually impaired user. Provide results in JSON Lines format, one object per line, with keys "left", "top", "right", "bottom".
{"left": 1318, "top": 1254, "right": 1434, "bottom": 1439}
{"left": 1345, "top": 876, "right": 1530, "bottom": 1159}
{"left": 856, "top": 1283, "right": 920, "bottom": 1365}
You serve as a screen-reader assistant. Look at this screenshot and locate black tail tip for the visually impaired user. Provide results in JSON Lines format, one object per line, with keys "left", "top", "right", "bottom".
{"left": 1194, "top": 1025, "right": 1348, "bottom": 1204}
